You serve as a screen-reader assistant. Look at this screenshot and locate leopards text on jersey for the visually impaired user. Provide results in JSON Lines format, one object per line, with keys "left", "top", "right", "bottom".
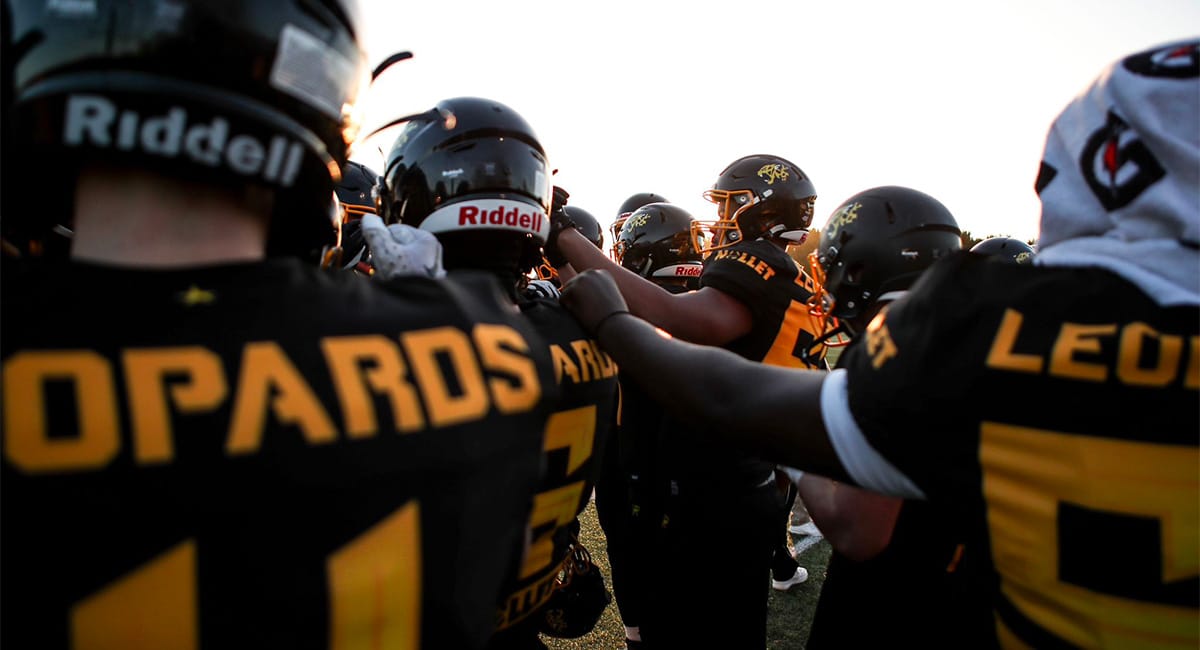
{"left": 1, "top": 259, "right": 556, "bottom": 649}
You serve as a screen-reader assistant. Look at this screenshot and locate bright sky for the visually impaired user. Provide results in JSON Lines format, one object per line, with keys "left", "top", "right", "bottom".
{"left": 353, "top": 1, "right": 1199, "bottom": 246}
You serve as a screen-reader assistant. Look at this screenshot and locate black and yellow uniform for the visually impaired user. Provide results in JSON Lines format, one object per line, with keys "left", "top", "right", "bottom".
{"left": 840, "top": 252, "right": 1199, "bottom": 648}
{"left": 642, "top": 238, "right": 827, "bottom": 648}
{"left": 1, "top": 259, "right": 555, "bottom": 650}
{"left": 486, "top": 294, "right": 619, "bottom": 649}
{"left": 593, "top": 284, "right": 689, "bottom": 640}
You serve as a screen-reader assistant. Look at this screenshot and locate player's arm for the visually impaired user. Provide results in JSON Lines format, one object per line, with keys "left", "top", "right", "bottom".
{"left": 554, "top": 227, "right": 752, "bottom": 345}
{"left": 796, "top": 474, "right": 902, "bottom": 562}
{"left": 559, "top": 267, "right": 849, "bottom": 481}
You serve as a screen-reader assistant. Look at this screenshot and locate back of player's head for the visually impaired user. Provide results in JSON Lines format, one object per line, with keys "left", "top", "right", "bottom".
{"left": 614, "top": 202, "right": 704, "bottom": 289}
{"left": 611, "top": 192, "right": 669, "bottom": 258}
{"left": 375, "top": 96, "right": 552, "bottom": 283}
{"left": 810, "top": 185, "right": 962, "bottom": 331}
{"left": 5, "top": 0, "right": 368, "bottom": 260}
{"left": 970, "top": 236, "right": 1036, "bottom": 264}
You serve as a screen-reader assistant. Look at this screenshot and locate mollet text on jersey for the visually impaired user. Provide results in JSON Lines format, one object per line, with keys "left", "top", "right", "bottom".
{"left": 713, "top": 249, "right": 777, "bottom": 280}
{"left": 3, "top": 324, "right": 543, "bottom": 474}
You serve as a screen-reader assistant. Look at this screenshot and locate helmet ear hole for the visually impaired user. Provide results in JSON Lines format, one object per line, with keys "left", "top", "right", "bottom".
{"left": 845, "top": 263, "right": 865, "bottom": 285}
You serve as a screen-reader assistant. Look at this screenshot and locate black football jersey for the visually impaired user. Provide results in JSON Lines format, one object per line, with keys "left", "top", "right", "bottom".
{"left": 662, "top": 239, "right": 827, "bottom": 486}
{"left": 839, "top": 251, "right": 1199, "bottom": 649}
{"left": 489, "top": 296, "right": 618, "bottom": 634}
{"left": 700, "top": 238, "right": 827, "bottom": 369}
{"left": 1, "top": 259, "right": 557, "bottom": 650}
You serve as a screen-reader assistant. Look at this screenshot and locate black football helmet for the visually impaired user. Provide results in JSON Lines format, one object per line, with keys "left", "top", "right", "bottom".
{"left": 809, "top": 186, "right": 962, "bottom": 342}
{"left": 335, "top": 160, "right": 380, "bottom": 274}
{"left": 614, "top": 203, "right": 705, "bottom": 289}
{"left": 5, "top": 0, "right": 367, "bottom": 260}
{"left": 970, "top": 237, "right": 1036, "bottom": 264}
{"left": 694, "top": 154, "right": 816, "bottom": 255}
{"left": 566, "top": 205, "right": 604, "bottom": 250}
{"left": 610, "top": 192, "right": 669, "bottom": 259}
{"left": 376, "top": 96, "right": 551, "bottom": 283}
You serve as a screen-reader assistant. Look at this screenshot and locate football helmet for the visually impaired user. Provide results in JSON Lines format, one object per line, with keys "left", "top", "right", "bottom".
{"left": 6, "top": 0, "right": 367, "bottom": 260}
{"left": 610, "top": 192, "right": 669, "bottom": 259}
{"left": 376, "top": 96, "right": 551, "bottom": 283}
{"left": 337, "top": 160, "right": 380, "bottom": 222}
{"left": 335, "top": 160, "right": 379, "bottom": 273}
{"left": 614, "top": 203, "right": 704, "bottom": 289}
{"left": 809, "top": 186, "right": 961, "bottom": 340}
{"left": 694, "top": 154, "right": 816, "bottom": 256}
{"left": 970, "top": 237, "right": 1036, "bottom": 264}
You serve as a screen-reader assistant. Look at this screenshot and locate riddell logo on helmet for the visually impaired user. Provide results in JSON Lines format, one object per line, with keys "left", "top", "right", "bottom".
{"left": 458, "top": 203, "right": 543, "bottom": 230}
{"left": 674, "top": 265, "right": 702, "bottom": 277}
{"left": 62, "top": 95, "right": 304, "bottom": 186}
{"left": 420, "top": 198, "right": 550, "bottom": 240}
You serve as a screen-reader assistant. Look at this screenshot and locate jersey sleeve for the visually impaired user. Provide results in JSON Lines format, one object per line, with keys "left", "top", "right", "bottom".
{"left": 836, "top": 253, "right": 992, "bottom": 500}
{"left": 699, "top": 239, "right": 793, "bottom": 308}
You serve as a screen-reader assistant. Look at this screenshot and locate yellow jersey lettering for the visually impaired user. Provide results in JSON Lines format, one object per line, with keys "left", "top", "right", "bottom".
{"left": 714, "top": 250, "right": 778, "bottom": 280}
{"left": 519, "top": 406, "right": 597, "bottom": 580}
{"left": 986, "top": 309, "right": 1044, "bottom": 374}
{"left": 543, "top": 405, "right": 596, "bottom": 475}
{"left": 71, "top": 540, "right": 198, "bottom": 650}
{"left": 1116, "top": 322, "right": 1183, "bottom": 387}
{"left": 496, "top": 569, "right": 559, "bottom": 630}
{"left": 322, "top": 335, "right": 425, "bottom": 438}
{"left": 754, "top": 260, "right": 776, "bottom": 281}
{"left": 1049, "top": 322, "right": 1116, "bottom": 382}
{"left": 472, "top": 324, "right": 541, "bottom": 414}
{"left": 123, "top": 347, "right": 227, "bottom": 464}
{"left": 227, "top": 342, "right": 337, "bottom": 455}
{"left": 549, "top": 344, "right": 581, "bottom": 384}
{"left": 519, "top": 482, "right": 585, "bottom": 581}
{"left": 865, "top": 320, "right": 898, "bottom": 369}
{"left": 327, "top": 502, "right": 421, "bottom": 650}
{"left": 401, "top": 328, "right": 488, "bottom": 428}
{"left": 571, "top": 340, "right": 601, "bottom": 383}
{"left": 4, "top": 350, "right": 120, "bottom": 473}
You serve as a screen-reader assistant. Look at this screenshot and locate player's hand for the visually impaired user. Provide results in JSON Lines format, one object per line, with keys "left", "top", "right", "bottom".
{"left": 551, "top": 185, "right": 570, "bottom": 213}
{"left": 543, "top": 186, "right": 576, "bottom": 266}
{"left": 360, "top": 214, "right": 446, "bottom": 279}
{"left": 523, "top": 278, "right": 561, "bottom": 301}
{"left": 560, "top": 269, "right": 630, "bottom": 336}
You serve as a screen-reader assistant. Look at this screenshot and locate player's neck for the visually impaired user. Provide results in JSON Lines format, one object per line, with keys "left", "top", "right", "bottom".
{"left": 70, "top": 167, "right": 271, "bottom": 268}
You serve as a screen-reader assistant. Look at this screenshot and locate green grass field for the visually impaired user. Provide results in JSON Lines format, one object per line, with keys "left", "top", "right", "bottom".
{"left": 544, "top": 499, "right": 831, "bottom": 649}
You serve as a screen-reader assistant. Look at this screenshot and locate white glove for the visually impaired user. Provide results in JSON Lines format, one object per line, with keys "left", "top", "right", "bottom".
{"left": 523, "top": 279, "right": 561, "bottom": 301}
{"left": 360, "top": 214, "right": 446, "bottom": 280}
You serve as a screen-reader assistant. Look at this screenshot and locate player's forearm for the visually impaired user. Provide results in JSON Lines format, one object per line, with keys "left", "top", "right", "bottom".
{"left": 798, "top": 474, "right": 899, "bottom": 561}
{"left": 557, "top": 229, "right": 691, "bottom": 332}
{"left": 595, "top": 312, "right": 850, "bottom": 481}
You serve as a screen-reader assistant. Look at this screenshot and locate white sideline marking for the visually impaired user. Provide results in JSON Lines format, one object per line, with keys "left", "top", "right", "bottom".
{"left": 792, "top": 533, "right": 824, "bottom": 556}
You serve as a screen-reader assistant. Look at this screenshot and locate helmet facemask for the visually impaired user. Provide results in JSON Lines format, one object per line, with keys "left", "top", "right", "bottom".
{"left": 806, "top": 248, "right": 854, "bottom": 350}
{"left": 693, "top": 188, "right": 757, "bottom": 254}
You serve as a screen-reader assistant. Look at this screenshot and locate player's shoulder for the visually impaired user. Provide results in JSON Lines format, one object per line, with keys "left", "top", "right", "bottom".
{"left": 519, "top": 292, "right": 590, "bottom": 342}
{"left": 701, "top": 239, "right": 797, "bottom": 286}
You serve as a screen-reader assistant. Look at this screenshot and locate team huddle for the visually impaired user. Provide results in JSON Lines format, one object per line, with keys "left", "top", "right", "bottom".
{"left": 2, "top": 1, "right": 1196, "bottom": 648}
